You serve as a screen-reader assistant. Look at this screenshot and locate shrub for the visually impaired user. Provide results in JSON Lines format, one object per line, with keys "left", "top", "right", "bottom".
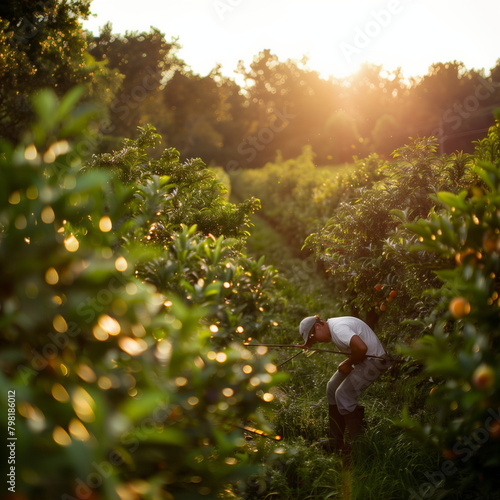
{"left": 400, "top": 117, "right": 500, "bottom": 497}
{"left": 305, "top": 137, "right": 470, "bottom": 335}
{"left": 0, "top": 88, "right": 284, "bottom": 500}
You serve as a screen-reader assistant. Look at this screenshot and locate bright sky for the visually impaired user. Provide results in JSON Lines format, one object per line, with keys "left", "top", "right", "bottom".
{"left": 83, "top": 0, "right": 500, "bottom": 81}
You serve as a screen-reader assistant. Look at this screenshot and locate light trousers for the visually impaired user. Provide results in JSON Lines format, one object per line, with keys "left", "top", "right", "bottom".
{"left": 326, "top": 356, "right": 390, "bottom": 415}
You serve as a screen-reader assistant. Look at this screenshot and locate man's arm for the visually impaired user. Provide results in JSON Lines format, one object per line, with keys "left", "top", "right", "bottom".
{"left": 348, "top": 335, "right": 367, "bottom": 364}
{"left": 338, "top": 335, "right": 367, "bottom": 374}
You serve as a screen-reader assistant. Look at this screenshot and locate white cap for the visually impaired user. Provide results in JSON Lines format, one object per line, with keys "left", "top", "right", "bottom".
{"left": 299, "top": 316, "right": 317, "bottom": 343}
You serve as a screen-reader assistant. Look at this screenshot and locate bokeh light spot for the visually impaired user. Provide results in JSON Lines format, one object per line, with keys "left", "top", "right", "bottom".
{"left": 24, "top": 143, "right": 38, "bottom": 161}
{"left": 51, "top": 383, "right": 70, "bottom": 402}
{"left": 45, "top": 267, "right": 59, "bottom": 285}
{"left": 99, "top": 215, "right": 112, "bottom": 232}
{"left": 72, "top": 387, "right": 96, "bottom": 422}
{"left": 69, "top": 418, "right": 90, "bottom": 441}
{"left": 98, "top": 314, "right": 121, "bottom": 336}
{"left": 216, "top": 352, "right": 227, "bottom": 363}
{"left": 115, "top": 256, "right": 128, "bottom": 272}
{"left": 8, "top": 191, "right": 20, "bottom": 205}
{"left": 76, "top": 364, "right": 97, "bottom": 383}
{"left": 53, "top": 314, "right": 68, "bottom": 333}
{"left": 119, "top": 336, "right": 148, "bottom": 356}
{"left": 222, "top": 388, "right": 234, "bottom": 397}
{"left": 53, "top": 426, "right": 71, "bottom": 446}
{"left": 64, "top": 234, "right": 79, "bottom": 252}
{"left": 41, "top": 205, "right": 55, "bottom": 224}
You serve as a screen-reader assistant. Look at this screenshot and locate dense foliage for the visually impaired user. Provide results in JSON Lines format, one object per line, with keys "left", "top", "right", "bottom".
{"left": 400, "top": 119, "right": 500, "bottom": 497}
{"left": 0, "top": 0, "right": 121, "bottom": 142}
{"left": 0, "top": 89, "right": 285, "bottom": 499}
{"left": 1, "top": 3, "right": 499, "bottom": 165}
{"left": 232, "top": 117, "right": 500, "bottom": 498}
{"left": 304, "top": 138, "right": 472, "bottom": 328}
{"left": 2, "top": 2, "right": 500, "bottom": 498}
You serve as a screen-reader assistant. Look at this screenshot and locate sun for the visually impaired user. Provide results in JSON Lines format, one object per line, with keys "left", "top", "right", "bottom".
{"left": 83, "top": 0, "right": 500, "bottom": 81}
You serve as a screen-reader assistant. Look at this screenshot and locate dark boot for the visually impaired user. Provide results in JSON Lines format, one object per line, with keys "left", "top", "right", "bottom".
{"left": 342, "top": 405, "right": 365, "bottom": 467}
{"left": 344, "top": 405, "right": 365, "bottom": 440}
{"left": 322, "top": 404, "right": 345, "bottom": 453}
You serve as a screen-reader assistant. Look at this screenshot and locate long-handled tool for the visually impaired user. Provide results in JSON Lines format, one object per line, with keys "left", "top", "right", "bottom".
{"left": 244, "top": 342, "right": 387, "bottom": 360}
{"left": 276, "top": 349, "right": 307, "bottom": 368}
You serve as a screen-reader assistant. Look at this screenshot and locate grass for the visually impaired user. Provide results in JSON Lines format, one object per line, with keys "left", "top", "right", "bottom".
{"left": 226, "top": 156, "right": 500, "bottom": 500}
{"left": 226, "top": 365, "right": 440, "bottom": 500}
{"left": 222, "top": 207, "right": 450, "bottom": 500}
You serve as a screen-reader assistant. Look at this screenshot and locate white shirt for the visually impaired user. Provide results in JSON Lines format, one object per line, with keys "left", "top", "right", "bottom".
{"left": 327, "top": 316, "right": 386, "bottom": 357}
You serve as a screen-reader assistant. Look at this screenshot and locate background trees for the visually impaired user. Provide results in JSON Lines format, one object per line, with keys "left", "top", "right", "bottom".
{"left": 0, "top": 0, "right": 120, "bottom": 142}
{"left": 87, "top": 24, "right": 180, "bottom": 149}
{"left": 2, "top": 7, "right": 498, "bottom": 166}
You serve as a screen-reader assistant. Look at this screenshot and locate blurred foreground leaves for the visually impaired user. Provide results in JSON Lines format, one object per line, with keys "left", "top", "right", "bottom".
{"left": 0, "top": 88, "right": 285, "bottom": 499}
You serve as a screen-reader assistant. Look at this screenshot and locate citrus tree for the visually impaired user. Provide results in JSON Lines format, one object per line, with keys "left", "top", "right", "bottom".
{"left": 0, "top": 88, "right": 284, "bottom": 500}
{"left": 304, "top": 137, "right": 469, "bottom": 332}
{"left": 400, "top": 117, "right": 500, "bottom": 497}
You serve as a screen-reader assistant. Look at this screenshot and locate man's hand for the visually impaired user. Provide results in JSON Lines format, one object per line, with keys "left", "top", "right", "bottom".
{"left": 338, "top": 335, "right": 368, "bottom": 374}
{"left": 338, "top": 359, "right": 354, "bottom": 374}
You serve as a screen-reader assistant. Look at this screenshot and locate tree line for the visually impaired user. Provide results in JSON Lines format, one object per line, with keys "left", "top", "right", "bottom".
{"left": 1, "top": 2, "right": 499, "bottom": 168}
{"left": 3, "top": 3, "right": 500, "bottom": 497}
{"left": 231, "top": 114, "right": 500, "bottom": 497}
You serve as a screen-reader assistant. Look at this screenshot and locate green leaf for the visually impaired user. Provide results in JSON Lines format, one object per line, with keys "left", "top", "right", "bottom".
{"left": 120, "top": 391, "right": 167, "bottom": 422}
{"left": 57, "top": 85, "right": 86, "bottom": 121}
{"left": 434, "top": 269, "right": 458, "bottom": 282}
{"left": 436, "top": 191, "right": 468, "bottom": 212}
{"left": 472, "top": 163, "right": 496, "bottom": 190}
{"left": 32, "top": 89, "right": 59, "bottom": 124}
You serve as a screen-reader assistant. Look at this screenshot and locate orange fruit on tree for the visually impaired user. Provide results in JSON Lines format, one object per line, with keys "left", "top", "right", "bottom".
{"left": 449, "top": 297, "right": 471, "bottom": 319}
{"left": 489, "top": 420, "right": 500, "bottom": 439}
{"left": 472, "top": 364, "right": 495, "bottom": 390}
{"left": 483, "top": 231, "right": 500, "bottom": 253}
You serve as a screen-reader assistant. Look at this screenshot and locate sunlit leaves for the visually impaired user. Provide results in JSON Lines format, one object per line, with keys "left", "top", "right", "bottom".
{"left": 400, "top": 120, "right": 500, "bottom": 490}
{"left": 0, "top": 83, "right": 287, "bottom": 500}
